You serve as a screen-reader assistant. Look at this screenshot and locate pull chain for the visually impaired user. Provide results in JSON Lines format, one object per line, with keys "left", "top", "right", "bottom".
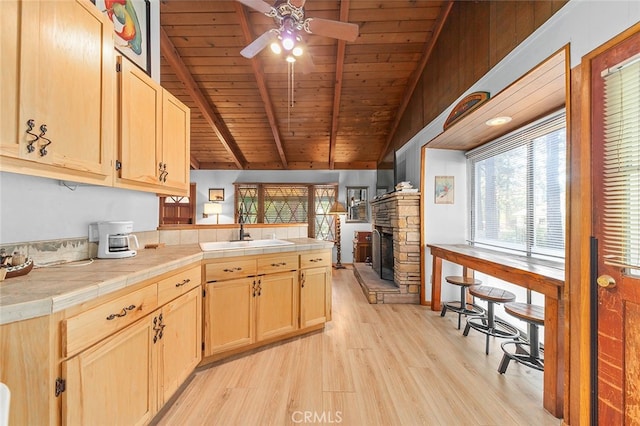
{"left": 288, "top": 60, "right": 295, "bottom": 133}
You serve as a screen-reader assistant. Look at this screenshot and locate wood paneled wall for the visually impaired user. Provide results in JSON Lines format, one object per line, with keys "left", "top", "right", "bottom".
{"left": 390, "top": 0, "right": 567, "bottom": 152}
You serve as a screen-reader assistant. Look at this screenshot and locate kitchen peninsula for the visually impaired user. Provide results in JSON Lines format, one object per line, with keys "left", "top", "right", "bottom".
{"left": 0, "top": 238, "right": 332, "bottom": 426}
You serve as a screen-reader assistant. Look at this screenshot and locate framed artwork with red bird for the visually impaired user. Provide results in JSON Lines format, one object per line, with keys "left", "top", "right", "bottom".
{"left": 93, "top": 0, "right": 151, "bottom": 75}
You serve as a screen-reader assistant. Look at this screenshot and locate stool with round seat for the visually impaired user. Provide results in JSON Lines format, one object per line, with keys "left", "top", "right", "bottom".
{"left": 463, "top": 286, "right": 520, "bottom": 354}
{"left": 498, "top": 302, "right": 544, "bottom": 373}
{"left": 440, "top": 276, "right": 486, "bottom": 329}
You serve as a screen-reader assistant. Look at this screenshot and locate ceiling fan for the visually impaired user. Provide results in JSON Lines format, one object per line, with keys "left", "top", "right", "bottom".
{"left": 237, "top": 0, "right": 359, "bottom": 70}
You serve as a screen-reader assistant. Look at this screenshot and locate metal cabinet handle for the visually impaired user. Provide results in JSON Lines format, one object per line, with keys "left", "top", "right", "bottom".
{"left": 106, "top": 304, "right": 136, "bottom": 320}
{"left": 25, "top": 119, "right": 38, "bottom": 153}
{"left": 223, "top": 267, "right": 243, "bottom": 272}
{"left": 38, "top": 124, "right": 52, "bottom": 156}
{"left": 175, "top": 278, "right": 191, "bottom": 287}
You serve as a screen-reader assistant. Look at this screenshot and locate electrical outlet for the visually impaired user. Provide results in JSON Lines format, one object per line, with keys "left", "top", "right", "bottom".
{"left": 88, "top": 223, "right": 99, "bottom": 242}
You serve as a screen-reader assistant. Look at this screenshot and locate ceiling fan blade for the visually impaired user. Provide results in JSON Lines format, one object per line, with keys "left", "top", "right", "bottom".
{"left": 305, "top": 18, "right": 359, "bottom": 42}
{"left": 240, "top": 30, "right": 278, "bottom": 59}
{"left": 236, "top": 0, "right": 273, "bottom": 15}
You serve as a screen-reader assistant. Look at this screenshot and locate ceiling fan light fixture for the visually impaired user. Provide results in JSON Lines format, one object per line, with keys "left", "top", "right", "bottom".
{"left": 286, "top": 55, "right": 296, "bottom": 63}
{"left": 270, "top": 42, "right": 282, "bottom": 54}
{"left": 292, "top": 45, "right": 303, "bottom": 56}
{"left": 282, "top": 36, "right": 295, "bottom": 51}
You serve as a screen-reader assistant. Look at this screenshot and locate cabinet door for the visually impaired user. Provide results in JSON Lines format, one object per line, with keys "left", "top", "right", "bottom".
{"left": 0, "top": 0, "right": 20, "bottom": 158}
{"left": 158, "top": 287, "right": 202, "bottom": 405}
{"left": 203, "top": 277, "right": 254, "bottom": 356}
{"left": 62, "top": 315, "right": 157, "bottom": 426}
{"left": 10, "top": 0, "right": 114, "bottom": 183}
{"left": 117, "top": 56, "right": 162, "bottom": 189}
{"left": 255, "top": 271, "right": 298, "bottom": 341}
{"left": 161, "top": 90, "right": 190, "bottom": 196}
{"left": 300, "top": 266, "right": 332, "bottom": 328}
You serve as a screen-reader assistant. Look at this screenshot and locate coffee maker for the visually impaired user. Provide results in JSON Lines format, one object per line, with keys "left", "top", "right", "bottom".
{"left": 95, "top": 221, "right": 139, "bottom": 259}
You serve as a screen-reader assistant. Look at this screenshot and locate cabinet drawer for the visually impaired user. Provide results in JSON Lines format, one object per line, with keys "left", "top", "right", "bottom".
{"left": 63, "top": 284, "right": 158, "bottom": 357}
{"left": 205, "top": 259, "right": 257, "bottom": 282}
{"left": 257, "top": 254, "right": 299, "bottom": 274}
{"left": 158, "top": 265, "right": 201, "bottom": 306}
{"left": 300, "top": 251, "right": 331, "bottom": 269}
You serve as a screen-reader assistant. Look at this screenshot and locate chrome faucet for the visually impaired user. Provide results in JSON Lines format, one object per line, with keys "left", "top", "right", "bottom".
{"left": 238, "top": 209, "right": 251, "bottom": 241}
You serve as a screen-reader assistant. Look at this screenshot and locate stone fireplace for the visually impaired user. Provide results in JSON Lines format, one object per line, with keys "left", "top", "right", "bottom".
{"left": 354, "top": 192, "right": 420, "bottom": 304}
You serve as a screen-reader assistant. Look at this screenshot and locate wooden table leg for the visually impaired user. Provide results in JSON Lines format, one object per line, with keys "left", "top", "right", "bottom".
{"left": 543, "top": 294, "right": 564, "bottom": 417}
{"left": 431, "top": 255, "right": 442, "bottom": 311}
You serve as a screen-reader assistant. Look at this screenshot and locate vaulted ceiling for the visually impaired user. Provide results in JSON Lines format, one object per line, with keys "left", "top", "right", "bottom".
{"left": 159, "top": 0, "right": 453, "bottom": 171}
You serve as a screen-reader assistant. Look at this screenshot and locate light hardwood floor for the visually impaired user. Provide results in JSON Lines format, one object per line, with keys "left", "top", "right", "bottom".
{"left": 156, "top": 268, "right": 561, "bottom": 426}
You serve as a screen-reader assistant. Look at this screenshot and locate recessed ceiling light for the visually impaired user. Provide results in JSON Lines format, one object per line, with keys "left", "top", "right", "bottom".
{"left": 485, "top": 116, "right": 512, "bottom": 126}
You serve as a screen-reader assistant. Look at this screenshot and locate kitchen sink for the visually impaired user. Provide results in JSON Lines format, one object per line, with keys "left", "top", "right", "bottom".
{"left": 199, "top": 239, "right": 294, "bottom": 251}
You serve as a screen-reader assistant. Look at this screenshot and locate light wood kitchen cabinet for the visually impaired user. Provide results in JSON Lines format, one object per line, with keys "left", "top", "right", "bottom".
{"left": 255, "top": 271, "right": 299, "bottom": 341}
{"left": 0, "top": 262, "right": 202, "bottom": 426}
{"left": 116, "top": 56, "right": 190, "bottom": 196}
{"left": 300, "top": 250, "right": 332, "bottom": 327}
{"left": 0, "top": 0, "right": 115, "bottom": 186}
{"left": 202, "top": 251, "right": 332, "bottom": 362}
{"left": 158, "top": 287, "right": 202, "bottom": 406}
{"left": 62, "top": 312, "right": 158, "bottom": 426}
{"left": 204, "top": 276, "right": 255, "bottom": 355}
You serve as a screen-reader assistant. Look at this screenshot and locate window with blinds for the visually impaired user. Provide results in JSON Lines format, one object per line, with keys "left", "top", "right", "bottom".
{"left": 601, "top": 55, "right": 640, "bottom": 271}
{"left": 235, "top": 183, "right": 337, "bottom": 240}
{"left": 467, "top": 112, "right": 567, "bottom": 259}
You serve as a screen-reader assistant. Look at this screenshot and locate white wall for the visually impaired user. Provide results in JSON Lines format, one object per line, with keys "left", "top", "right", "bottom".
{"left": 422, "top": 149, "right": 467, "bottom": 302}
{"left": 412, "top": 0, "right": 640, "bottom": 304}
{"left": 191, "top": 169, "right": 376, "bottom": 264}
{"left": 0, "top": 172, "right": 158, "bottom": 243}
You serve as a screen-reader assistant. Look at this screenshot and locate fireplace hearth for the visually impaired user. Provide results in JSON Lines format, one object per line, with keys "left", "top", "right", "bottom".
{"left": 355, "top": 192, "right": 420, "bottom": 304}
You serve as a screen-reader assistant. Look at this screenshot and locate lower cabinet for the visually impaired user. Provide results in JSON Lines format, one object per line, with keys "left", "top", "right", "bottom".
{"left": 61, "top": 267, "right": 202, "bottom": 425}
{"left": 202, "top": 250, "right": 331, "bottom": 361}
{"left": 62, "top": 312, "right": 158, "bottom": 426}
{"left": 255, "top": 271, "right": 298, "bottom": 341}
{"left": 300, "top": 266, "right": 332, "bottom": 328}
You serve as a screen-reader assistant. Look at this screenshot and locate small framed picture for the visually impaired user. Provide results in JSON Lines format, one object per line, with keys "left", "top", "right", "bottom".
{"left": 209, "top": 188, "right": 225, "bottom": 201}
{"left": 93, "top": 0, "right": 151, "bottom": 75}
{"left": 435, "top": 176, "right": 454, "bottom": 204}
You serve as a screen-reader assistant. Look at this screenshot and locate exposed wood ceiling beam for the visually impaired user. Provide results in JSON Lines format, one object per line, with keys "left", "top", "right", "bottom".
{"left": 236, "top": 3, "right": 289, "bottom": 169}
{"left": 328, "top": 0, "right": 350, "bottom": 170}
{"left": 377, "top": 0, "right": 454, "bottom": 164}
{"left": 160, "top": 27, "right": 247, "bottom": 170}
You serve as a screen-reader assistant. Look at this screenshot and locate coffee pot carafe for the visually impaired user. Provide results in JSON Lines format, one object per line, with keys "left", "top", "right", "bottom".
{"left": 96, "top": 221, "right": 139, "bottom": 259}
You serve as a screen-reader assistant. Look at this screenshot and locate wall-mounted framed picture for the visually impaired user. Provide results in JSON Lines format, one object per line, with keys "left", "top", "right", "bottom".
{"left": 209, "top": 188, "right": 225, "bottom": 201}
{"left": 93, "top": 0, "right": 151, "bottom": 75}
{"left": 435, "top": 176, "right": 454, "bottom": 204}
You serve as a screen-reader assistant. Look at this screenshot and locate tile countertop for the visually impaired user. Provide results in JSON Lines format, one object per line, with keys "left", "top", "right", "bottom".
{"left": 0, "top": 238, "right": 334, "bottom": 325}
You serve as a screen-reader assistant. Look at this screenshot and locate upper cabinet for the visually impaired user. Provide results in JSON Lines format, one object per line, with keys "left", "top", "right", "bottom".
{"left": 0, "top": 0, "right": 115, "bottom": 185}
{"left": 116, "top": 56, "right": 190, "bottom": 196}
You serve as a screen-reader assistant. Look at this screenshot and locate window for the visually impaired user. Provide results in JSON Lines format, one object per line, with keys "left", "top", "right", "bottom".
{"left": 235, "top": 183, "right": 337, "bottom": 240}
{"left": 467, "top": 112, "right": 567, "bottom": 338}
{"left": 600, "top": 55, "right": 640, "bottom": 274}
{"left": 468, "top": 112, "right": 567, "bottom": 259}
{"left": 158, "top": 183, "right": 196, "bottom": 225}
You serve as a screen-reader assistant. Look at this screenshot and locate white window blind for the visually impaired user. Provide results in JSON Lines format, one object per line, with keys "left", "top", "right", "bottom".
{"left": 601, "top": 56, "right": 640, "bottom": 270}
{"left": 467, "top": 112, "right": 567, "bottom": 258}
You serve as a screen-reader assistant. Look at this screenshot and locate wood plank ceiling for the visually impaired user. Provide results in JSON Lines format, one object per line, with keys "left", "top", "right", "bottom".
{"left": 159, "top": 0, "right": 452, "bottom": 170}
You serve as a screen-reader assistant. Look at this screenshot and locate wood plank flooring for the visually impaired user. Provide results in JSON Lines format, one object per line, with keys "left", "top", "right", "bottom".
{"left": 156, "top": 268, "right": 561, "bottom": 425}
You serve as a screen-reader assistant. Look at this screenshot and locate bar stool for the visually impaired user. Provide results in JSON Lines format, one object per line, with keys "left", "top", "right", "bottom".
{"left": 498, "top": 302, "right": 544, "bottom": 373}
{"left": 463, "top": 286, "right": 519, "bottom": 354}
{"left": 440, "top": 276, "right": 486, "bottom": 329}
